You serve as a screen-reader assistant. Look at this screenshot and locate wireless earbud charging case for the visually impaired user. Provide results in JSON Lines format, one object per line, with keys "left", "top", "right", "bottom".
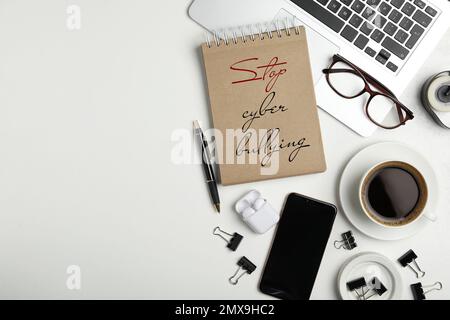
{"left": 235, "top": 190, "right": 280, "bottom": 234}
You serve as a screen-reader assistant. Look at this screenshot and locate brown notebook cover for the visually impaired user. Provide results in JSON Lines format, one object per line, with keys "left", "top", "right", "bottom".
{"left": 201, "top": 26, "right": 326, "bottom": 185}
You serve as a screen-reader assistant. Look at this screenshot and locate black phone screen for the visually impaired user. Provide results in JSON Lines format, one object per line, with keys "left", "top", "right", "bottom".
{"left": 259, "top": 193, "right": 337, "bottom": 300}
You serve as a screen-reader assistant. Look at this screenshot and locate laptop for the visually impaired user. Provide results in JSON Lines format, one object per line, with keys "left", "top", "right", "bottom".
{"left": 189, "top": 0, "right": 450, "bottom": 136}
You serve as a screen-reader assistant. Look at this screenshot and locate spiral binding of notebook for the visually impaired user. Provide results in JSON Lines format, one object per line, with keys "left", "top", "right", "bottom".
{"left": 205, "top": 19, "right": 302, "bottom": 48}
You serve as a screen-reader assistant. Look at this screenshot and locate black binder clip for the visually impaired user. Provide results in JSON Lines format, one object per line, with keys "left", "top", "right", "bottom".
{"left": 411, "top": 282, "right": 443, "bottom": 300}
{"left": 334, "top": 231, "right": 357, "bottom": 250}
{"left": 398, "top": 250, "right": 425, "bottom": 278}
{"left": 228, "top": 256, "right": 257, "bottom": 285}
{"left": 365, "top": 277, "right": 388, "bottom": 300}
{"left": 347, "top": 277, "right": 368, "bottom": 300}
{"left": 213, "top": 226, "right": 243, "bottom": 251}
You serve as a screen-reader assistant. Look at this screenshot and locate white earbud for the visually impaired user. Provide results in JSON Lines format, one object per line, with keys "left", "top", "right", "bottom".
{"left": 242, "top": 207, "right": 256, "bottom": 219}
{"left": 253, "top": 198, "right": 266, "bottom": 210}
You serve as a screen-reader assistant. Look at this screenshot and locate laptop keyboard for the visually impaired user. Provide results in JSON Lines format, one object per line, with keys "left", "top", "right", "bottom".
{"left": 290, "top": 0, "right": 440, "bottom": 74}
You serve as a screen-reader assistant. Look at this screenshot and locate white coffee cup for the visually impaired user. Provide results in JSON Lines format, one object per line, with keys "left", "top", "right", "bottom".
{"left": 359, "top": 161, "right": 436, "bottom": 228}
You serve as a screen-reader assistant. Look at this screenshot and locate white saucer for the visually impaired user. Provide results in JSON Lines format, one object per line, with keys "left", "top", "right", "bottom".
{"left": 338, "top": 252, "right": 403, "bottom": 300}
{"left": 339, "top": 141, "right": 439, "bottom": 241}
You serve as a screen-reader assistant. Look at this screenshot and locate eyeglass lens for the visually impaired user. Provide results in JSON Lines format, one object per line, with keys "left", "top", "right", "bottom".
{"left": 327, "top": 61, "right": 407, "bottom": 128}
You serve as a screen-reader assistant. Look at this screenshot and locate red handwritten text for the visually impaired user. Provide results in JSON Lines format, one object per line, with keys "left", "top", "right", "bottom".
{"left": 230, "top": 57, "right": 287, "bottom": 92}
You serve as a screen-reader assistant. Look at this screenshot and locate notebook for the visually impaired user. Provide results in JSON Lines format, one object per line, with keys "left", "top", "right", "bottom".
{"left": 201, "top": 23, "right": 326, "bottom": 185}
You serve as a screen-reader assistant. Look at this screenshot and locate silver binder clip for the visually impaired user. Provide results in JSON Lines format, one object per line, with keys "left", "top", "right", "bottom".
{"left": 411, "top": 282, "right": 443, "bottom": 300}
{"left": 398, "top": 250, "right": 425, "bottom": 278}
{"left": 228, "top": 256, "right": 257, "bottom": 285}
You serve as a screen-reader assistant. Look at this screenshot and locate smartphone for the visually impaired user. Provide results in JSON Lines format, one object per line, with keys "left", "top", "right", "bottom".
{"left": 259, "top": 193, "right": 337, "bottom": 300}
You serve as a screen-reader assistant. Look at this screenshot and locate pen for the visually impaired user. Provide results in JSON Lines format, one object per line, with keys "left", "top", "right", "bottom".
{"left": 194, "top": 120, "right": 221, "bottom": 213}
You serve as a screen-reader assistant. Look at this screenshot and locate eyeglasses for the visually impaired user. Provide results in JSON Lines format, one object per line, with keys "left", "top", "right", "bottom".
{"left": 323, "top": 54, "right": 414, "bottom": 129}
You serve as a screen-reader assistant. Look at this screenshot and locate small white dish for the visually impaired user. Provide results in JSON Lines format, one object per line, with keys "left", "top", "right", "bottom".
{"left": 339, "top": 142, "right": 439, "bottom": 241}
{"left": 338, "top": 252, "right": 403, "bottom": 300}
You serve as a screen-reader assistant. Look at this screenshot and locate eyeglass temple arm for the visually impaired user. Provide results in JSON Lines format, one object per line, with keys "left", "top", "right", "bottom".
{"left": 397, "top": 104, "right": 406, "bottom": 123}
{"left": 360, "top": 72, "right": 413, "bottom": 119}
{"left": 323, "top": 68, "right": 359, "bottom": 75}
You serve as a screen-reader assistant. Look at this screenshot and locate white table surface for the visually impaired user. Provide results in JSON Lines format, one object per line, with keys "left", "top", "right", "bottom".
{"left": 0, "top": 0, "right": 449, "bottom": 300}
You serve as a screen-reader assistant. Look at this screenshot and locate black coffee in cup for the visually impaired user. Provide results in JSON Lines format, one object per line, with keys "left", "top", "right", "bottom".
{"left": 360, "top": 161, "right": 428, "bottom": 227}
{"left": 367, "top": 167, "right": 420, "bottom": 219}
